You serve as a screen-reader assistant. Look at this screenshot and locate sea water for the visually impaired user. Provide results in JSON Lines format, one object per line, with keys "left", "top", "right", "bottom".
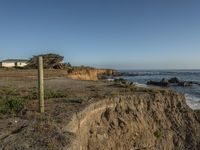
{"left": 119, "top": 70, "right": 200, "bottom": 110}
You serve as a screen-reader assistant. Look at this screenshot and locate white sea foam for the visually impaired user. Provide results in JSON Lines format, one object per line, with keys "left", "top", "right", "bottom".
{"left": 134, "top": 82, "right": 147, "bottom": 87}
{"left": 185, "top": 94, "right": 200, "bottom": 110}
{"left": 120, "top": 70, "right": 200, "bottom": 110}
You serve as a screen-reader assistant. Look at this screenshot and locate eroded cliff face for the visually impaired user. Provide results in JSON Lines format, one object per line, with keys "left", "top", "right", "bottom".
{"left": 66, "top": 92, "right": 200, "bottom": 150}
{"left": 67, "top": 68, "right": 115, "bottom": 81}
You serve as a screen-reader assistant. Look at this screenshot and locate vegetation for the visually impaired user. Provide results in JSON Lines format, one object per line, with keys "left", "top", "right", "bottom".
{"left": 70, "top": 65, "right": 94, "bottom": 70}
{"left": 0, "top": 87, "right": 68, "bottom": 114}
{"left": 44, "top": 90, "right": 68, "bottom": 99}
{"left": 154, "top": 129, "right": 162, "bottom": 139}
{"left": 0, "top": 97, "right": 25, "bottom": 114}
{"left": 26, "top": 53, "right": 71, "bottom": 69}
{"left": 23, "top": 89, "right": 68, "bottom": 100}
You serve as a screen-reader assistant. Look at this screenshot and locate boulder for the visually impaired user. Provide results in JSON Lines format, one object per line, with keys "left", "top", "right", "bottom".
{"left": 168, "top": 77, "right": 180, "bottom": 84}
{"left": 147, "top": 78, "right": 169, "bottom": 87}
{"left": 147, "top": 77, "right": 200, "bottom": 87}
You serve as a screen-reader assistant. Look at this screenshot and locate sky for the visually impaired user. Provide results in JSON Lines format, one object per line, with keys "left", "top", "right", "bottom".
{"left": 0, "top": 0, "right": 200, "bottom": 69}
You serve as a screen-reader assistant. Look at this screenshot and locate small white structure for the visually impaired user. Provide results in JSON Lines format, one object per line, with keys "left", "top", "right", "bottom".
{"left": 0, "top": 59, "right": 28, "bottom": 68}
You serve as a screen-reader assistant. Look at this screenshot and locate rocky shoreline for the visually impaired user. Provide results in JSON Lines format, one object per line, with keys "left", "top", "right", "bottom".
{"left": 147, "top": 77, "right": 200, "bottom": 87}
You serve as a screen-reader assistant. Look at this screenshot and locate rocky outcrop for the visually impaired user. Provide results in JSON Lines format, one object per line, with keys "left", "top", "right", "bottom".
{"left": 67, "top": 68, "right": 116, "bottom": 81}
{"left": 65, "top": 91, "right": 200, "bottom": 150}
{"left": 147, "top": 77, "right": 200, "bottom": 87}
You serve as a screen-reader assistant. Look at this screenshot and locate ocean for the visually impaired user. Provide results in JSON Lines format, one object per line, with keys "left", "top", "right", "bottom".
{"left": 119, "top": 70, "right": 200, "bottom": 110}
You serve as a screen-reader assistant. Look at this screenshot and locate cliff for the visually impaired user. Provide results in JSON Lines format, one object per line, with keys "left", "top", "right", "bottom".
{"left": 65, "top": 91, "right": 200, "bottom": 150}
{"left": 67, "top": 68, "right": 116, "bottom": 81}
{"left": 0, "top": 79, "right": 199, "bottom": 150}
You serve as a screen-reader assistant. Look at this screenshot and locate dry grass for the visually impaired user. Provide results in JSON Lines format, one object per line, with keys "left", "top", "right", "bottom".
{"left": 0, "top": 69, "right": 68, "bottom": 78}
{"left": 0, "top": 69, "right": 172, "bottom": 116}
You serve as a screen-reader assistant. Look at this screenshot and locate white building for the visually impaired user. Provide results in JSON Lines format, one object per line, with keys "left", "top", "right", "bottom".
{"left": 0, "top": 59, "right": 28, "bottom": 68}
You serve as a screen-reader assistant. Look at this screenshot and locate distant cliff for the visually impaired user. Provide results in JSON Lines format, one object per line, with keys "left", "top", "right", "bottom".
{"left": 67, "top": 67, "right": 116, "bottom": 81}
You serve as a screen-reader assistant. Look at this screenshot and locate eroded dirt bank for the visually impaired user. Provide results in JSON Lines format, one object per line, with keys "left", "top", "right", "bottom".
{"left": 0, "top": 77, "right": 199, "bottom": 150}
{"left": 67, "top": 68, "right": 116, "bottom": 81}
{"left": 65, "top": 93, "right": 200, "bottom": 150}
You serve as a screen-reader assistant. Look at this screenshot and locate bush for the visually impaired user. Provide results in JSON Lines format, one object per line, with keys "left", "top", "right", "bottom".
{"left": 0, "top": 97, "right": 25, "bottom": 114}
{"left": 154, "top": 129, "right": 162, "bottom": 139}
{"left": 44, "top": 90, "right": 68, "bottom": 99}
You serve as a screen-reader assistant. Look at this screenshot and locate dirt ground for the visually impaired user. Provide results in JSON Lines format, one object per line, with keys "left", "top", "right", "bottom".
{"left": 0, "top": 69, "right": 140, "bottom": 149}
{"left": 0, "top": 70, "right": 199, "bottom": 150}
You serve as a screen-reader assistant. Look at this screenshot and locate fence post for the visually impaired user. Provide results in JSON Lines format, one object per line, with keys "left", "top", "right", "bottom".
{"left": 38, "top": 56, "right": 44, "bottom": 113}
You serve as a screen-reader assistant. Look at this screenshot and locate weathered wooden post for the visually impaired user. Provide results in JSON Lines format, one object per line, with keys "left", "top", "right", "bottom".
{"left": 38, "top": 56, "right": 44, "bottom": 113}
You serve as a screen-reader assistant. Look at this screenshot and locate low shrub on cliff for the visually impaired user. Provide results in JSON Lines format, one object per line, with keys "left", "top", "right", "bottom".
{"left": 154, "top": 129, "right": 162, "bottom": 139}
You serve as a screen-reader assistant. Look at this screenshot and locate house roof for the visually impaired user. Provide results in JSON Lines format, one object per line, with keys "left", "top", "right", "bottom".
{"left": 0, "top": 59, "right": 29, "bottom": 63}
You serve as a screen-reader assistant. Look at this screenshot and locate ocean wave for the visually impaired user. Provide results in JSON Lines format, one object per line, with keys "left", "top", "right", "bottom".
{"left": 185, "top": 94, "right": 200, "bottom": 110}
{"left": 134, "top": 82, "right": 147, "bottom": 87}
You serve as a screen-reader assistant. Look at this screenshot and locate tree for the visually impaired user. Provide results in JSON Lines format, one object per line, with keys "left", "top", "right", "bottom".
{"left": 26, "top": 53, "right": 69, "bottom": 69}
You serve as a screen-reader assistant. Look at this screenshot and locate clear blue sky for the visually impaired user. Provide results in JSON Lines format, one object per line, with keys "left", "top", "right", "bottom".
{"left": 0, "top": 0, "right": 200, "bottom": 69}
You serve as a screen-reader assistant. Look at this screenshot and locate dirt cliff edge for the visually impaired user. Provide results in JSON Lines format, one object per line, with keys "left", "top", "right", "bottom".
{"left": 65, "top": 92, "right": 200, "bottom": 150}
{"left": 67, "top": 68, "right": 116, "bottom": 81}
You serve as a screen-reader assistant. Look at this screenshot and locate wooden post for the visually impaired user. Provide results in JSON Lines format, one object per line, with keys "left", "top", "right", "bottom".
{"left": 38, "top": 56, "right": 44, "bottom": 113}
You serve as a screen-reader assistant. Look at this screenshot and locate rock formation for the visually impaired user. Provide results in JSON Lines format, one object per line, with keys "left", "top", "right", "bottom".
{"left": 147, "top": 77, "right": 200, "bottom": 87}
{"left": 67, "top": 67, "right": 116, "bottom": 81}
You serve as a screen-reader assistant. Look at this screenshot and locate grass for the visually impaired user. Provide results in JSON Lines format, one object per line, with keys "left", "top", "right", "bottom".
{"left": 23, "top": 89, "right": 68, "bottom": 100}
{"left": 23, "top": 91, "right": 38, "bottom": 100}
{"left": 44, "top": 90, "right": 68, "bottom": 99}
{"left": 0, "top": 88, "right": 25, "bottom": 114}
{"left": 0, "top": 97, "right": 25, "bottom": 114}
{"left": 0, "top": 88, "right": 68, "bottom": 114}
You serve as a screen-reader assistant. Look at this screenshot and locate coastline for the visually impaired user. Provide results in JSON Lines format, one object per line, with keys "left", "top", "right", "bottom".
{"left": 132, "top": 82, "right": 200, "bottom": 110}
{"left": 116, "top": 69, "right": 200, "bottom": 110}
{"left": 0, "top": 69, "right": 199, "bottom": 149}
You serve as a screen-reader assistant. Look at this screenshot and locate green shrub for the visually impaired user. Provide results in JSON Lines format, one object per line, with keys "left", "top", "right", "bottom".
{"left": 44, "top": 90, "right": 68, "bottom": 99}
{"left": 154, "top": 129, "right": 162, "bottom": 139}
{"left": 0, "top": 97, "right": 25, "bottom": 114}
